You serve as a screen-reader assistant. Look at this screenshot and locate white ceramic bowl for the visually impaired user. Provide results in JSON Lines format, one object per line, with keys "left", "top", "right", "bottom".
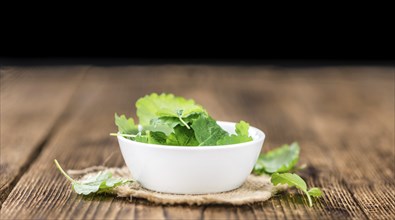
{"left": 117, "top": 121, "right": 265, "bottom": 194}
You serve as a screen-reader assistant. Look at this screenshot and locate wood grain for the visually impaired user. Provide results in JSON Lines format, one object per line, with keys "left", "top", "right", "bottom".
{"left": 0, "top": 66, "right": 393, "bottom": 219}
{"left": 0, "top": 66, "right": 84, "bottom": 207}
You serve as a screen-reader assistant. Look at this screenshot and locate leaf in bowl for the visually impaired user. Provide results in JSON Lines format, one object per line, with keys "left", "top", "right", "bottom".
{"left": 115, "top": 113, "right": 139, "bottom": 135}
{"left": 217, "top": 121, "right": 253, "bottom": 145}
{"left": 136, "top": 93, "right": 207, "bottom": 128}
{"left": 191, "top": 115, "right": 228, "bottom": 146}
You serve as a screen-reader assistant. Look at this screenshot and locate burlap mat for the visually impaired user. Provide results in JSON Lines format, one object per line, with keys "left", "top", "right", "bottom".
{"left": 68, "top": 166, "right": 286, "bottom": 206}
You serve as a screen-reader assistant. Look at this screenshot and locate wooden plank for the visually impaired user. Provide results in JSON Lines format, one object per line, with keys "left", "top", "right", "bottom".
{"left": 281, "top": 67, "right": 395, "bottom": 220}
{"left": 265, "top": 67, "right": 394, "bottom": 219}
{"left": 284, "top": 67, "right": 394, "bottom": 184}
{"left": 351, "top": 183, "right": 395, "bottom": 219}
{"left": 216, "top": 66, "right": 393, "bottom": 219}
{"left": 1, "top": 65, "right": 212, "bottom": 219}
{"left": 162, "top": 205, "right": 202, "bottom": 220}
{"left": 0, "top": 66, "right": 84, "bottom": 207}
{"left": 1, "top": 66, "right": 393, "bottom": 219}
{"left": 209, "top": 69, "right": 370, "bottom": 219}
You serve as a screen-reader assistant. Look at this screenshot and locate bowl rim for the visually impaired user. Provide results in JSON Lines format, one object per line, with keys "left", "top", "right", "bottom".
{"left": 117, "top": 121, "right": 265, "bottom": 150}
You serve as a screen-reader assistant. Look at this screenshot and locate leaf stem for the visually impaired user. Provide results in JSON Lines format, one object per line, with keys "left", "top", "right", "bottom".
{"left": 303, "top": 190, "right": 313, "bottom": 207}
{"left": 109, "top": 133, "right": 137, "bottom": 137}
{"left": 54, "top": 159, "right": 75, "bottom": 183}
{"left": 178, "top": 116, "right": 190, "bottom": 129}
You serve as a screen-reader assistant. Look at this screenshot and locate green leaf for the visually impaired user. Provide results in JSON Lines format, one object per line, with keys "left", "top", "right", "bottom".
{"left": 271, "top": 173, "right": 320, "bottom": 207}
{"left": 73, "top": 182, "right": 101, "bottom": 195}
{"left": 54, "top": 160, "right": 131, "bottom": 196}
{"left": 105, "top": 178, "right": 129, "bottom": 188}
{"left": 136, "top": 93, "right": 207, "bottom": 127}
{"left": 147, "top": 131, "right": 167, "bottom": 145}
{"left": 148, "top": 115, "right": 200, "bottom": 136}
{"left": 114, "top": 93, "right": 254, "bottom": 147}
{"left": 94, "top": 171, "right": 112, "bottom": 182}
{"left": 271, "top": 173, "right": 307, "bottom": 191}
{"left": 235, "top": 120, "right": 250, "bottom": 137}
{"left": 142, "top": 122, "right": 175, "bottom": 136}
{"left": 308, "top": 187, "right": 323, "bottom": 197}
{"left": 217, "top": 135, "right": 252, "bottom": 145}
{"left": 72, "top": 172, "right": 128, "bottom": 195}
{"left": 134, "top": 134, "right": 149, "bottom": 143}
{"left": 166, "top": 125, "right": 199, "bottom": 146}
{"left": 115, "top": 113, "right": 139, "bottom": 134}
{"left": 191, "top": 115, "right": 228, "bottom": 146}
{"left": 217, "top": 120, "right": 253, "bottom": 145}
{"left": 254, "top": 142, "right": 300, "bottom": 174}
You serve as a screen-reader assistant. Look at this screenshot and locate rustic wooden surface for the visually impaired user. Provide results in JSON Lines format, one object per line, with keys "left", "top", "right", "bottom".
{"left": 0, "top": 65, "right": 394, "bottom": 219}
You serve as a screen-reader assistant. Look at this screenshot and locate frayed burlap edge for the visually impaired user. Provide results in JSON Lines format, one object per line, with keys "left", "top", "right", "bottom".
{"left": 68, "top": 166, "right": 286, "bottom": 206}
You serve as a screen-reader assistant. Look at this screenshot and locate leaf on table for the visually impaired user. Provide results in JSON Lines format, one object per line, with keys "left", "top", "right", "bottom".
{"left": 217, "top": 120, "right": 253, "bottom": 145}
{"left": 54, "top": 160, "right": 131, "bottom": 195}
{"left": 271, "top": 172, "right": 322, "bottom": 207}
{"left": 73, "top": 182, "right": 102, "bottom": 195}
{"left": 308, "top": 187, "right": 323, "bottom": 197}
{"left": 271, "top": 173, "right": 307, "bottom": 191}
{"left": 73, "top": 172, "right": 129, "bottom": 195}
{"left": 253, "top": 142, "right": 300, "bottom": 174}
{"left": 191, "top": 115, "right": 228, "bottom": 146}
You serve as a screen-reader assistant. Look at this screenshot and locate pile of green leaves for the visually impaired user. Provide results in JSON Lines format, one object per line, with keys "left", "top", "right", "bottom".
{"left": 253, "top": 142, "right": 323, "bottom": 207}
{"left": 112, "top": 93, "right": 253, "bottom": 146}
{"left": 54, "top": 160, "right": 131, "bottom": 195}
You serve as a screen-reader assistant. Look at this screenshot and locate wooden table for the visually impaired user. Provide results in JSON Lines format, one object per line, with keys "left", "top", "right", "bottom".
{"left": 1, "top": 65, "right": 394, "bottom": 219}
